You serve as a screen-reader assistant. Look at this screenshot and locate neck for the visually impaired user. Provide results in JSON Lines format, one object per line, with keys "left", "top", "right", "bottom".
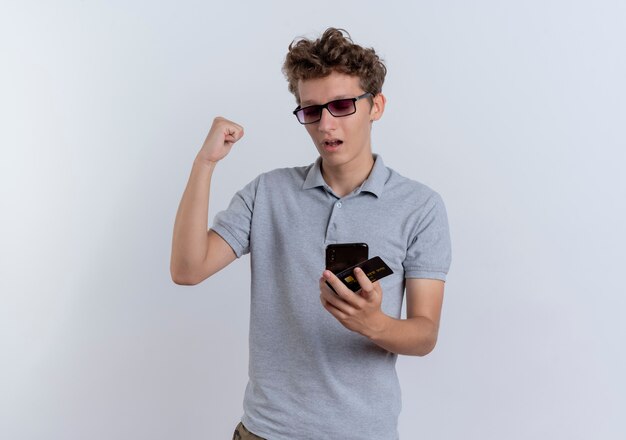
{"left": 321, "top": 154, "right": 375, "bottom": 198}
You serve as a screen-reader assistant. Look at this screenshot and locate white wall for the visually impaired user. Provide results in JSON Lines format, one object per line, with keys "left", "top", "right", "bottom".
{"left": 1, "top": 1, "right": 625, "bottom": 439}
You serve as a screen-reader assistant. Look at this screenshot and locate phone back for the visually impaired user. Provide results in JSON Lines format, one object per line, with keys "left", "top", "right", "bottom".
{"left": 325, "top": 243, "right": 369, "bottom": 273}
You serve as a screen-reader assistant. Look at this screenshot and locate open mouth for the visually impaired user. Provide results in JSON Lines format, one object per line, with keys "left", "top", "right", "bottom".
{"left": 323, "top": 139, "right": 343, "bottom": 148}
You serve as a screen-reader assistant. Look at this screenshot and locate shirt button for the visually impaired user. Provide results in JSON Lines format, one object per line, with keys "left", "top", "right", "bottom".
{"left": 336, "top": 202, "right": 342, "bottom": 208}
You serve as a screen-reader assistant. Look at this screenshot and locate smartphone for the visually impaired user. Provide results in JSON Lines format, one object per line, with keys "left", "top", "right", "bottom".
{"left": 325, "top": 243, "right": 369, "bottom": 274}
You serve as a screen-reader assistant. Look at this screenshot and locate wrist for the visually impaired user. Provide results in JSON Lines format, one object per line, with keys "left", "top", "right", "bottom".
{"left": 364, "top": 311, "right": 391, "bottom": 341}
{"left": 194, "top": 156, "right": 218, "bottom": 171}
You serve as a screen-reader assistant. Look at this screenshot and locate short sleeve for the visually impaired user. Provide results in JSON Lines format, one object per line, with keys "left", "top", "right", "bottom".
{"left": 403, "top": 192, "right": 452, "bottom": 281}
{"left": 210, "top": 176, "right": 260, "bottom": 258}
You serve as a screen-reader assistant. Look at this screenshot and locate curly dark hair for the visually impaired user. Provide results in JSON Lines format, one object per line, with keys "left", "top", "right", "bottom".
{"left": 282, "top": 28, "right": 387, "bottom": 104}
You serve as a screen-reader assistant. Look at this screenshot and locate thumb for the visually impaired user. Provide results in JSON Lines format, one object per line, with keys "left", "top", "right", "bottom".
{"left": 354, "top": 268, "right": 376, "bottom": 299}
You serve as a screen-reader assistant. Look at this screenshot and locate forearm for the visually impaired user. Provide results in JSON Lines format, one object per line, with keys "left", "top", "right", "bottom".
{"left": 365, "top": 314, "right": 439, "bottom": 356}
{"left": 170, "top": 157, "right": 216, "bottom": 279}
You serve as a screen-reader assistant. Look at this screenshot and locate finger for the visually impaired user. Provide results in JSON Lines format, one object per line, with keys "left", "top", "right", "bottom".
{"left": 353, "top": 267, "right": 376, "bottom": 297}
{"left": 322, "top": 270, "right": 362, "bottom": 307}
{"left": 319, "top": 278, "right": 354, "bottom": 314}
{"left": 224, "top": 125, "right": 244, "bottom": 142}
{"left": 320, "top": 293, "right": 347, "bottom": 319}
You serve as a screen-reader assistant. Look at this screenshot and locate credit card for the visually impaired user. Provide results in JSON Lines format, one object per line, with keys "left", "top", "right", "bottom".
{"left": 333, "top": 256, "right": 394, "bottom": 292}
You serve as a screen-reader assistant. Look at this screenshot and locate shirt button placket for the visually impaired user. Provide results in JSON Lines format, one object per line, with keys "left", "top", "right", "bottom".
{"left": 325, "top": 199, "right": 343, "bottom": 243}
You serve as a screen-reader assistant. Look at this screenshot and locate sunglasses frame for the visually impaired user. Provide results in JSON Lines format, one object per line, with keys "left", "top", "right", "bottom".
{"left": 293, "top": 92, "right": 373, "bottom": 124}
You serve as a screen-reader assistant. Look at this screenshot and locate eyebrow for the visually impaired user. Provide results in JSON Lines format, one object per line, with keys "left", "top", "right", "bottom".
{"left": 300, "top": 95, "right": 353, "bottom": 107}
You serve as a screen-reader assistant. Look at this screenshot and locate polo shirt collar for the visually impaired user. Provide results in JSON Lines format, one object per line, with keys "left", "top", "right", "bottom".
{"left": 302, "top": 156, "right": 327, "bottom": 190}
{"left": 302, "top": 154, "right": 389, "bottom": 198}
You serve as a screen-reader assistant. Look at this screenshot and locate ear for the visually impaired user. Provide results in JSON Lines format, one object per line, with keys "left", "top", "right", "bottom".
{"left": 369, "top": 93, "right": 386, "bottom": 122}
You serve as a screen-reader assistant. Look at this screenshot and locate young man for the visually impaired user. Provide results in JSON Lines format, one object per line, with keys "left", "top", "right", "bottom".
{"left": 171, "top": 28, "right": 451, "bottom": 440}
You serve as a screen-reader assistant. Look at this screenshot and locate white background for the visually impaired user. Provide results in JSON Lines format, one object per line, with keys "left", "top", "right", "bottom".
{"left": 1, "top": 1, "right": 625, "bottom": 439}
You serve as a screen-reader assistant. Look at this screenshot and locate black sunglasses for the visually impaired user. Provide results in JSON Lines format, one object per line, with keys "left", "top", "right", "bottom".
{"left": 293, "top": 92, "right": 373, "bottom": 124}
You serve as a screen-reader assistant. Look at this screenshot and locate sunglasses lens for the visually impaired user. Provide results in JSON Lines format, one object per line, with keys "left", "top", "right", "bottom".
{"left": 298, "top": 106, "right": 322, "bottom": 123}
{"left": 328, "top": 99, "right": 355, "bottom": 116}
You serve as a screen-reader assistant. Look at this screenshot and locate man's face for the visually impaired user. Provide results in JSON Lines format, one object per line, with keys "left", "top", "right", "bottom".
{"left": 297, "top": 72, "right": 384, "bottom": 170}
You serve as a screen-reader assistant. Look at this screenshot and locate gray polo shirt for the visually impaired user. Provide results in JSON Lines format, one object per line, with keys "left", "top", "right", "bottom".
{"left": 212, "top": 154, "right": 451, "bottom": 440}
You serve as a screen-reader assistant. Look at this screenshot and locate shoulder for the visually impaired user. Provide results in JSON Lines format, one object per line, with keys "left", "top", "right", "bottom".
{"left": 257, "top": 163, "right": 311, "bottom": 184}
{"left": 238, "top": 163, "right": 313, "bottom": 198}
{"left": 383, "top": 165, "right": 445, "bottom": 209}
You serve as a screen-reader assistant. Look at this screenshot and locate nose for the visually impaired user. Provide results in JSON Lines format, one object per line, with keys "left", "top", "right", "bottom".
{"left": 317, "top": 107, "right": 336, "bottom": 132}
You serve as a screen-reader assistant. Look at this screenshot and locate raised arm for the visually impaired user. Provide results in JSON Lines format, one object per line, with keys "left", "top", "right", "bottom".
{"left": 170, "top": 117, "right": 243, "bottom": 285}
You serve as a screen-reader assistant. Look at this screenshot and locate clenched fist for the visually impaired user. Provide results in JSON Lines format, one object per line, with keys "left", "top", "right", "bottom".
{"left": 196, "top": 116, "right": 244, "bottom": 164}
